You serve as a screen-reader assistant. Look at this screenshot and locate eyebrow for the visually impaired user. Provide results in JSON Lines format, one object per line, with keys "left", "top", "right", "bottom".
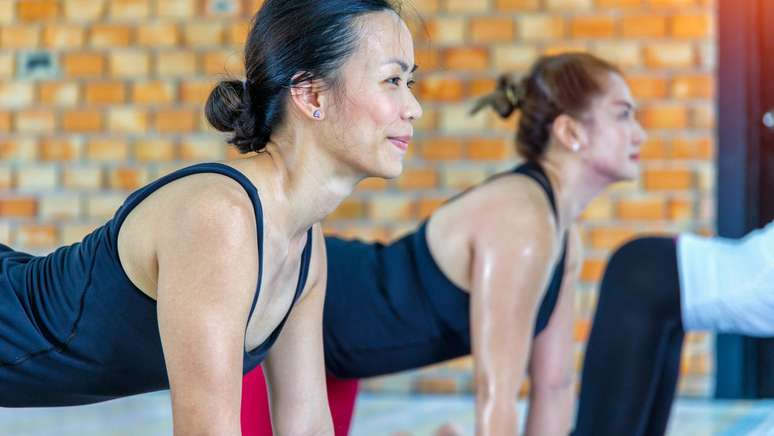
{"left": 613, "top": 101, "right": 636, "bottom": 110}
{"left": 386, "top": 59, "right": 418, "bottom": 73}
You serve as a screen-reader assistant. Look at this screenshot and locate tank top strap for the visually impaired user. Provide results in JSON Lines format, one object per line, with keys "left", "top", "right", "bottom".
{"left": 109, "top": 162, "right": 266, "bottom": 333}
{"left": 511, "top": 160, "right": 559, "bottom": 222}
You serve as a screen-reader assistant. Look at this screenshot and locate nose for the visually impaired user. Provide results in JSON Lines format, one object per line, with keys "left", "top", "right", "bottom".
{"left": 403, "top": 89, "right": 423, "bottom": 121}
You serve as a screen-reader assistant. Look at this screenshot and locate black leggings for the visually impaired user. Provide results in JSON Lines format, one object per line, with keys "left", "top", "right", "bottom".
{"left": 574, "top": 237, "right": 684, "bottom": 436}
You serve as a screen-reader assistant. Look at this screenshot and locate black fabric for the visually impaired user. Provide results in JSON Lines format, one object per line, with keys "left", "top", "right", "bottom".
{"left": 323, "top": 161, "right": 567, "bottom": 378}
{"left": 574, "top": 237, "right": 684, "bottom": 436}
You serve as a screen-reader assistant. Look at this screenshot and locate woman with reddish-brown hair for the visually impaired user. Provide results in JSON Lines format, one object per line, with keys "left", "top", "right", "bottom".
{"left": 242, "top": 51, "right": 646, "bottom": 436}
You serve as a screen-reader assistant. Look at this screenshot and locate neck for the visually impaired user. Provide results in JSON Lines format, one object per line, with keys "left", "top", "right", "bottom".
{"left": 538, "top": 151, "right": 618, "bottom": 229}
{"left": 246, "top": 130, "right": 361, "bottom": 239}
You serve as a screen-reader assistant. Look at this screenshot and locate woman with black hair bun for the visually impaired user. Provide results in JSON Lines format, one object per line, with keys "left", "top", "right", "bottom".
{"left": 0, "top": 1, "right": 421, "bottom": 435}
{"left": 242, "top": 52, "right": 647, "bottom": 436}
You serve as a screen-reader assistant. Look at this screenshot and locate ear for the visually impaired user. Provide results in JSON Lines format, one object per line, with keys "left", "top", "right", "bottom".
{"left": 552, "top": 114, "right": 588, "bottom": 152}
{"left": 289, "top": 73, "right": 326, "bottom": 121}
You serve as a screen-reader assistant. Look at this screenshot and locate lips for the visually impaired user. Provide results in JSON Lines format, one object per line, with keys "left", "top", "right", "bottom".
{"left": 388, "top": 136, "right": 411, "bottom": 152}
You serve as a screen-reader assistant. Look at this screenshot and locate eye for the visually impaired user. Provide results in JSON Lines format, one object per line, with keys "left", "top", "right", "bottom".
{"left": 407, "top": 79, "right": 416, "bottom": 89}
{"left": 619, "top": 110, "right": 631, "bottom": 120}
{"left": 387, "top": 77, "right": 402, "bottom": 86}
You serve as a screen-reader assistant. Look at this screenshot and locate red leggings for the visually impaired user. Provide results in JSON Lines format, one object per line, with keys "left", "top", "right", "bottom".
{"left": 240, "top": 367, "right": 360, "bottom": 436}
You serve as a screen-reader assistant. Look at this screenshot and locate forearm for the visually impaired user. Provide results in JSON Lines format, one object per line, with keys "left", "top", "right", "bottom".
{"left": 524, "top": 384, "right": 574, "bottom": 436}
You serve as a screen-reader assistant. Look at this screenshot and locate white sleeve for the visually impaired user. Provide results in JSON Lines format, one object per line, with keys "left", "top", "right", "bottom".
{"left": 678, "top": 221, "right": 774, "bottom": 337}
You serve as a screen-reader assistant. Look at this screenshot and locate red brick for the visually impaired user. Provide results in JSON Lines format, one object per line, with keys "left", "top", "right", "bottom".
{"left": 444, "top": 0, "right": 488, "bottom": 13}
{"left": 40, "top": 138, "right": 82, "bottom": 161}
{"left": 669, "top": 198, "right": 694, "bottom": 220}
{"left": 89, "top": 25, "right": 132, "bottom": 47}
{"left": 596, "top": 0, "right": 641, "bottom": 6}
{"left": 87, "top": 138, "right": 129, "bottom": 161}
{"left": 617, "top": 197, "right": 666, "bottom": 220}
{"left": 588, "top": 227, "right": 637, "bottom": 250}
{"left": 444, "top": 48, "right": 489, "bottom": 71}
{"left": 396, "top": 168, "right": 438, "bottom": 190}
{"left": 17, "top": 0, "right": 59, "bottom": 22}
{"left": 15, "top": 110, "right": 55, "bottom": 133}
{"left": 109, "top": 51, "right": 150, "bottom": 77}
{"left": 467, "top": 138, "right": 511, "bottom": 160}
{"left": 0, "top": 138, "right": 38, "bottom": 161}
{"left": 470, "top": 17, "right": 515, "bottom": 43}
{"left": 181, "top": 80, "right": 216, "bottom": 105}
{"left": 639, "top": 138, "right": 668, "bottom": 160}
{"left": 620, "top": 15, "right": 667, "bottom": 38}
{"left": 109, "top": 167, "right": 148, "bottom": 190}
{"left": 183, "top": 23, "right": 223, "bottom": 47}
{"left": 227, "top": 22, "right": 250, "bottom": 46}
{"left": 640, "top": 106, "right": 688, "bottom": 130}
{"left": 580, "top": 258, "right": 605, "bottom": 282}
{"left": 671, "top": 14, "right": 711, "bottom": 39}
{"left": 643, "top": 168, "right": 693, "bottom": 191}
{"left": 158, "top": 0, "right": 196, "bottom": 18}
{"left": 109, "top": 0, "right": 149, "bottom": 19}
{"left": 671, "top": 74, "right": 713, "bottom": 99}
{"left": 38, "top": 81, "right": 79, "bottom": 107}
{"left": 133, "top": 138, "right": 176, "bottom": 162}
{"left": 155, "top": 109, "right": 197, "bottom": 133}
{"left": 418, "top": 76, "right": 464, "bottom": 102}
{"left": 415, "top": 196, "right": 443, "bottom": 218}
{"left": 627, "top": 75, "right": 668, "bottom": 100}
{"left": 0, "top": 198, "right": 37, "bottom": 217}
{"left": 571, "top": 16, "right": 616, "bottom": 38}
{"left": 644, "top": 44, "right": 695, "bottom": 68}
{"left": 0, "top": 112, "right": 10, "bottom": 132}
{"left": 202, "top": 51, "right": 244, "bottom": 76}
{"left": 63, "top": 53, "right": 106, "bottom": 77}
{"left": 671, "top": 137, "right": 713, "bottom": 160}
{"left": 358, "top": 177, "right": 388, "bottom": 191}
{"left": 42, "top": 24, "right": 84, "bottom": 48}
{"left": 650, "top": 0, "right": 696, "bottom": 8}
{"left": 85, "top": 82, "right": 126, "bottom": 105}
{"left": 415, "top": 48, "right": 441, "bottom": 71}
{"left": 1, "top": 26, "right": 40, "bottom": 49}
{"left": 132, "top": 81, "right": 176, "bottom": 105}
{"left": 328, "top": 199, "right": 365, "bottom": 220}
{"left": 137, "top": 23, "right": 179, "bottom": 47}
{"left": 63, "top": 0, "right": 106, "bottom": 21}
{"left": 63, "top": 110, "right": 103, "bottom": 133}
{"left": 520, "top": 15, "right": 565, "bottom": 40}
{"left": 495, "top": 0, "right": 540, "bottom": 11}
{"left": 157, "top": 51, "right": 198, "bottom": 77}
{"left": 108, "top": 108, "right": 148, "bottom": 133}
{"left": 421, "top": 138, "right": 464, "bottom": 160}
{"left": 17, "top": 225, "right": 58, "bottom": 249}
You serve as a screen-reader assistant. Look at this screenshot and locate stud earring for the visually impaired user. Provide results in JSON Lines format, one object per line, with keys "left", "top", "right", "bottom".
{"left": 313, "top": 109, "right": 321, "bottom": 119}
{"left": 572, "top": 142, "right": 580, "bottom": 152}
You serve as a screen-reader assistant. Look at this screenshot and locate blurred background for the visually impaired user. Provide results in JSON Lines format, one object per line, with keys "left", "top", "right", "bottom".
{"left": 0, "top": 0, "right": 772, "bottom": 434}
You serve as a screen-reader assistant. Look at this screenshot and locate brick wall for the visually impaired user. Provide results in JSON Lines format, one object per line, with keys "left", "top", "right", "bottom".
{"left": 0, "top": 0, "right": 716, "bottom": 397}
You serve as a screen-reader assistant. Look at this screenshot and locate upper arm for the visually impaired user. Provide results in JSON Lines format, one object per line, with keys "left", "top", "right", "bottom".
{"left": 263, "top": 224, "right": 333, "bottom": 434}
{"left": 155, "top": 181, "right": 259, "bottom": 434}
{"left": 529, "top": 225, "right": 582, "bottom": 390}
{"left": 469, "top": 199, "right": 558, "bottom": 394}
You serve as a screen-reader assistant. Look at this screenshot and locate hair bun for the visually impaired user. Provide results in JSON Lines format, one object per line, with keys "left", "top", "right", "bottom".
{"left": 469, "top": 73, "right": 524, "bottom": 119}
{"left": 205, "top": 80, "right": 246, "bottom": 133}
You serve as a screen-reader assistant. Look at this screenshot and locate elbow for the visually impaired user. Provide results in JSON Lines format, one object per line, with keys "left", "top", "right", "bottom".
{"left": 531, "top": 374, "right": 575, "bottom": 397}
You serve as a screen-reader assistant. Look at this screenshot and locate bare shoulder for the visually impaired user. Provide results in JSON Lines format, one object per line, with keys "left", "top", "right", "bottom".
{"left": 462, "top": 173, "right": 558, "bottom": 249}
{"left": 156, "top": 173, "right": 259, "bottom": 256}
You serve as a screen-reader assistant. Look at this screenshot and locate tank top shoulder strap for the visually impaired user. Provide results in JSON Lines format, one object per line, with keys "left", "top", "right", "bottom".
{"left": 511, "top": 160, "right": 559, "bottom": 222}
{"left": 109, "top": 162, "right": 266, "bottom": 328}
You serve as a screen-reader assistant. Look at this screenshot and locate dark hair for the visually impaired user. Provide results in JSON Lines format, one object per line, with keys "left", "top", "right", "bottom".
{"left": 206, "top": 0, "right": 400, "bottom": 154}
{"left": 472, "top": 52, "right": 621, "bottom": 161}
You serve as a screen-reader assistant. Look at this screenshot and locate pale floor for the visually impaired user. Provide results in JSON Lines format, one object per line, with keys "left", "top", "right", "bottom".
{"left": 0, "top": 391, "right": 773, "bottom": 436}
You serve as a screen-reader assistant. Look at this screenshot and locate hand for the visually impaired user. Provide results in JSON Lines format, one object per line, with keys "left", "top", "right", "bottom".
{"left": 435, "top": 422, "right": 465, "bottom": 436}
